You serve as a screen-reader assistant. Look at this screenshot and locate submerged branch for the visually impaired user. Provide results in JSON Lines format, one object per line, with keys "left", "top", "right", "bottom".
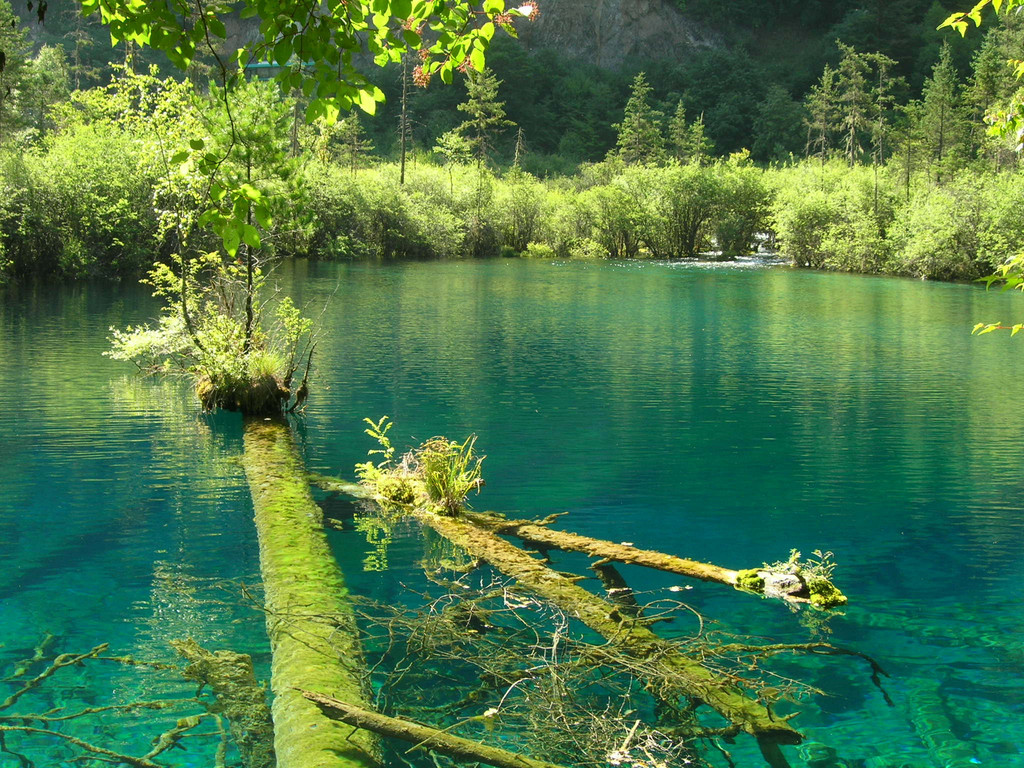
{"left": 0, "top": 645, "right": 108, "bottom": 712}
{"left": 309, "top": 475, "right": 800, "bottom": 752}
{"left": 405, "top": 510, "right": 803, "bottom": 752}
{"left": 0, "top": 725, "right": 164, "bottom": 768}
{"left": 171, "top": 638, "right": 276, "bottom": 768}
{"left": 302, "top": 690, "right": 572, "bottom": 768}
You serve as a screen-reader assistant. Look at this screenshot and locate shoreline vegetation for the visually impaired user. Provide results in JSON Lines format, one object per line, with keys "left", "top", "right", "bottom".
{"left": 4, "top": 143, "right": 1023, "bottom": 284}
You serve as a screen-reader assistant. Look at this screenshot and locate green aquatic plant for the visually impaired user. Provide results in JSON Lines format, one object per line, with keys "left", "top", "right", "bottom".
{"left": 355, "top": 419, "right": 485, "bottom": 515}
{"left": 417, "top": 435, "right": 486, "bottom": 516}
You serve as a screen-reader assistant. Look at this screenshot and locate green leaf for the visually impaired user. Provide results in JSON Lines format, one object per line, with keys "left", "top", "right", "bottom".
{"left": 254, "top": 203, "right": 273, "bottom": 230}
{"left": 241, "top": 224, "right": 262, "bottom": 249}
{"left": 393, "top": 0, "right": 412, "bottom": 18}
{"left": 223, "top": 225, "right": 241, "bottom": 257}
{"left": 207, "top": 16, "right": 227, "bottom": 38}
{"left": 356, "top": 88, "right": 377, "bottom": 114}
{"left": 470, "top": 45, "right": 485, "bottom": 72}
{"left": 274, "top": 37, "right": 292, "bottom": 66}
{"left": 170, "top": 150, "right": 189, "bottom": 164}
{"left": 190, "top": 138, "right": 205, "bottom": 150}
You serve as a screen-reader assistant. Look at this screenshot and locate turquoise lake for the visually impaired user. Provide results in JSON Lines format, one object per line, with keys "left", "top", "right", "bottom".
{"left": 1, "top": 259, "right": 1023, "bottom": 767}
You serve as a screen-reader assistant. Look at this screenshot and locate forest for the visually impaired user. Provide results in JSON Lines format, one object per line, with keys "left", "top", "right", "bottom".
{"left": 2, "top": 0, "right": 1024, "bottom": 283}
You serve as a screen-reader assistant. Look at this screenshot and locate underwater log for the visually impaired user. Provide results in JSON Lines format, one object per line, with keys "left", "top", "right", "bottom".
{"left": 171, "top": 639, "right": 275, "bottom": 768}
{"left": 464, "top": 511, "right": 847, "bottom": 609}
{"left": 303, "top": 691, "right": 572, "bottom": 768}
{"left": 243, "top": 419, "right": 380, "bottom": 768}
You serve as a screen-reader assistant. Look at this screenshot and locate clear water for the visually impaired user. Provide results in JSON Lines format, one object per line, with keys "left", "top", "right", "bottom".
{"left": 2, "top": 261, "right": 1023, "bottom": 767}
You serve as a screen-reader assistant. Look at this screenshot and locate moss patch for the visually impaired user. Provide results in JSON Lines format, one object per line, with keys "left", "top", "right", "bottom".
{"left": 735, "top": 569, "right": 766, "bottom": 593}
{"left": 806, "top": 578, "right": 848, "bottom": 610}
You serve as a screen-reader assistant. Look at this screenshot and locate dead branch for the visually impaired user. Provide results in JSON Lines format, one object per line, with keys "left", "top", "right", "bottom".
{"left": 0, "top": 645, "right": 108, "bottom": 712}
{"left": 308, "top": 474, "right": 803, "bottom": 756}
{"left": 405, "top": 510, "right": 802, "bottom": 752}
{"left": 4, "top": 635, "right": 56, "bottom": 681}
{"left": 0, "top": 725, "right": 164, "bottom": 768}
{"left": 302, "top": 690, "right": 571, "bottom": 768}
{"left": 0, "top": 700, "right": 191, "bottom": 724}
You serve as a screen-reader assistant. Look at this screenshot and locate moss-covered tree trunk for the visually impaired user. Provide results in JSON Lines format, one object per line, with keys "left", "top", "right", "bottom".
{"left": 242, "top": 418, "right": 380, "bottom": 768}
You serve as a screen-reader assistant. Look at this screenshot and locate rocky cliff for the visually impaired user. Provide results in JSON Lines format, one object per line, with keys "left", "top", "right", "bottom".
{"left": 517, "top": 0, "right": 721, "bottom": 69}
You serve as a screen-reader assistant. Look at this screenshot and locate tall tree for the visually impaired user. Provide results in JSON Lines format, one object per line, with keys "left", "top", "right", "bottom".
{"left": 666, "top": 101, "right": 713, "bottom": 164}
{"left": 23, "top": 45, "right": 71, "bottom": 134}
{"left": 804, "top": 63, "right": 840, "bottom": 163}
{"left": 611, "top": 72, "right": 664, "bottom": 165}
{"left": 752, "top": 84, "right": 805, "bottom": 161}
{"left": 920, "top": 40, "right": 969, "bottom": 181}
{"left": 336, "top": 113, "right": 375, "bottom": 174}
{"left": 666, "top": 101, "right": 689, "bottom": 161}
{"left": 454, "top": 66, "right": 514, "bottom": 167}
{"left": 836, "top": 42, "right": 872, "bottom": 165}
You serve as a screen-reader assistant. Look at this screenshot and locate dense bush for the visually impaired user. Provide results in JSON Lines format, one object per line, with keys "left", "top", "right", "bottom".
{"left": 771, "top": 161, "right": 897, "bottom": 273}
{"left": 0, "top": 129, "right": 159, "bottom": 280}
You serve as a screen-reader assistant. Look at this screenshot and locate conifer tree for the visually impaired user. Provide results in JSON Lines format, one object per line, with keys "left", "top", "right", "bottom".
{"left": 454, "top": 66, "right": 514, "bottom": 167}
{"left": 685, "top": 113, "right": 713, "bottom": 165}
{"left": 667, "top": 101, "right": 688, "bottom": 161}
{"left": 836, "top": 43, "right": 872, "bottom": 165}
{"left": 920, "top": 41, "right": 969, "bottom": 182}
{"left": 336, "top": 113, "right": 374, "bottom": 174}
{"left": 804, "top": 63, "right": 840, "bottom": 163}
{"left": 611, "top": 72, "right": 664, "bottom": 165}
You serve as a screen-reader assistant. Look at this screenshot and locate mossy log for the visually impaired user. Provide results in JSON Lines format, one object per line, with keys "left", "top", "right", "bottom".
{"left": 463, "top": 511, "right": 847, "bottom": 609}
{"left": 243, "top": 420, "right": 380, "bottom": 768}
{"left": 302, "top": 690, "right": 572, "bottom": 768}
{"left": 307, "top": 473, "right": 801, "bottom": 764}
{"left": 171, "top": 639, "right": 275, "bottom": 768}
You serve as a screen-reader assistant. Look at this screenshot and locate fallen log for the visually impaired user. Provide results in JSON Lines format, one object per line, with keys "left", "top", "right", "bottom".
{"left": 463, "top": 511, "right": 847, "bottom": 610}
{"left": 308, "top": 475, "right": 845, "bottom": 610}
{"left": 307, "top": 473, "right": 802, "bottom": 765}
{"left": 302, "top": 690, "right": 572, "bottom": 768}
{"left": 243, "top": 419, "right": 380, "bottom": 768}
